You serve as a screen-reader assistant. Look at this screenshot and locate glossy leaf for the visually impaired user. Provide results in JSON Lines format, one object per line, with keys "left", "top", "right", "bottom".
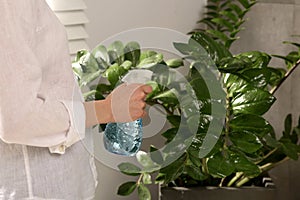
{"left": 229, "top": 151, "right": 261, "bottom": 176}
{"left": 124, "top": 41, "right": 141, "bottom": 67}
{"left": 117, "top": 182, "right": 137, "bottom": 196}
{"left": 240, "top": 68, "right": 272, "bottom": 89}
{"left": 185, "top": 164, "right": 208, "bottom": 181}
{"left": 229, "top": 131, "right": 263, "bottom": 153}
{"left": 232, "top": 88, "right": 276, "bottom": 115}
{"left": 105, "top": 63, "right": 128, "bottom": 87}
{"left": 137, "top": 53, "right": 164, "bottom": 68}
{"left": 224, "top": 74, "right": 253, "bottom": 96}
{"left": 230, "top": 114, "right": 273, "bottom": 137}
{"left": 268, "top": 67, "right": 286, "bottom": 86}
{"left": 236, "top": 51, "right": 271, "bottom": 69}
{"left": 118, "top": 163, "right": 141, "bottom": 176}
{"left": 166, "top": 58, "right": 184, "bottom": 68}
{"left": 207, "top": 151, "right": 235, "bottom": 178}
{"left": 92, "top": 44, "right": 110, "bottom": 64}
{"left": 138, "top": 184, "right": 151, "bottom": 200}
{"left": 191, "top": 32, "right": 232, "bottom": 62}
{"left": 153, "top": 89, "right": 179, "bottom": 106}
{"left": 108, "top": 40, "right": 124, "bottom": 65}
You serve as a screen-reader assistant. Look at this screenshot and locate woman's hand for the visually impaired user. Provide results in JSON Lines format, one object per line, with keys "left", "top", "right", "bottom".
{"left": 105, "top": 83, "right": 153, "bottom": 123}
{"left": 84, "top": 83, "right": 153, "bottom": 127}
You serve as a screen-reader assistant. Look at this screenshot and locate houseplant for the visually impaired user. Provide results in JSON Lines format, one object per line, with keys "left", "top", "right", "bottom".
{"left": 72, "top": 0, "right": 300, "bottom": 199}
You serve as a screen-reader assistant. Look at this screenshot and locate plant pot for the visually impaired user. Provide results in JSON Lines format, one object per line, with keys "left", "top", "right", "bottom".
{"left": 160, "top": 186, "right": 276, "bottom": 200}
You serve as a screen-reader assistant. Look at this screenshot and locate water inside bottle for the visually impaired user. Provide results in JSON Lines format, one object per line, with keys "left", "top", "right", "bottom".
{"left": 103, "top": 118, "right": 143, "bottom": 156}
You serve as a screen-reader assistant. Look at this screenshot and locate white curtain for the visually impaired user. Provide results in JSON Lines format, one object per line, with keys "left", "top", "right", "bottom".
{"left": 46, "top": 0, "right": 89, "bottom": 60}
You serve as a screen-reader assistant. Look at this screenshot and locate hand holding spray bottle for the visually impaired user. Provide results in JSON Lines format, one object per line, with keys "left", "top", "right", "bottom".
{"left": 103, "top": 69, "right": 153, "bottom": 156}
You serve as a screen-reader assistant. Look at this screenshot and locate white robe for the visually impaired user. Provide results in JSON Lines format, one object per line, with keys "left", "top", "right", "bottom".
{"left": 0, "top": 0, "right": 97, "bottom": 199}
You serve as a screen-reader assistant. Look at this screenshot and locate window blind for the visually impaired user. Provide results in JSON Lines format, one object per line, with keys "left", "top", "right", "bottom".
{"left": 46, "top": 0, "right": 89, "bottom": 60}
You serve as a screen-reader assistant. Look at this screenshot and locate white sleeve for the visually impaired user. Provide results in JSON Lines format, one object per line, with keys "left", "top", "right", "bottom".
{"left": 0, "top": 1, "right": 86, "bottom": 154}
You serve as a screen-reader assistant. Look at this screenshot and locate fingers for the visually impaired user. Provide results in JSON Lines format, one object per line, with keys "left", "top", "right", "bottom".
{"left": 141, "top": 85, "right": 153, "bottom": 94}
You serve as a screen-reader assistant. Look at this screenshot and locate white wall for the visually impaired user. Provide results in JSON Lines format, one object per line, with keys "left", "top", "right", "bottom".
{"left": 85, "top": 0, "right": 206, "bottom": 48}
{"left": 84, "top": 1, "right": 206, "bottom": 200}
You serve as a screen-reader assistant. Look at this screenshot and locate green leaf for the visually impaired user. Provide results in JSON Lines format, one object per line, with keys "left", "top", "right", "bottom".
{"left": 230, "top": 114, "right": 273, "bottom": 137}
{"left": 137, "top": 53, "right": 164, "bottom": 68}
{"left": 153, "top": 89, "right": 179, "bottom": 106}
{"left": 81, "top": 53, "right": 99, "bottom": 74}
{"left": 240, "top": 68, "right": 272, "bottom": 89}
{"left": 218, "top": 56, "right": 250, "bottom": 73}
{"left": 149, "top": 146, "right": 164, "bottom": 165}
{"left": 166, "top": 58, "right": 184, "bottom": 68}
{"left": 229, "top": 131, "right": 263, "bottom": 153}
{"left": 136, "top": 151, "right": 159, "bottom": 171}
{"left": 191, "top": 32, "right": 232, "bottom": 62}
{"left": 138, "top": 184, "right": 151, "bottom": 200}
{"left": 140, "top": 51, "right": 158, "bottom": 61}
{"left": 145, "top": 81, "right": 160, "bottom": 100}
{"left": 92, "top": 44, "right": 110, "bottom": 65}
{"left": 268, "top": 67, "right": 286, "bottom": 86}
{"left": 167, "top": 115, "right": 181, "bottom": 128}
{"left": 280, "top": 138, "right": 299, "bottom": 160}
{"left": 229, "top": 151, "right": 261, "bottom": 176}
{"left": 108, "top": 40, "right": 124, "bottom": 65}
{"left": 185, "top": 164, "right": 208, "bottom": 181}
{"left": 211, "top": 18, "right": 234, "bottom": 31}
{"left": 117, "top": 182, "right": 137, "bottom": 196}
{"left": 158, "top": 154, "right": 187, "bottom": 184}
{"left": 284, "top": 114, "right": 292, "bottom": 137}
{"left": 285, "top": 51, "right": 300, "bottom": 69}
{"left": 207, "top": 151, "right": 235, "bottom": 178}
{"left": 206, "top": 29, "right": 230, "bottom": 42}
{"left": 236, "top": 51, "right": 271, "bottom": 69}
{"left": 120, "top": 60, "right": 133, "bottom": 70}
{"left": 232, "top": 88, "right": 276, "bottom": 115}
{"left": 224, "top": 74, "right": 253, "bottom": 96}
{"left": 228, "top": 4, "right": 243, "bottom": 17}
{"left": 238, "top": 0, "right": 251, "bottom": 9}
{"left": 220, "top": 10, "right": 239, "bottom": 22}
{"left": 124, "top": 41, "right": 141, "bottom": 67}
{"left": 142, "top": 174, "right": 152, "bottom": 185}
{"left": 161, "top": 128, "right": 178, "bottom": 143}
{"left": 105, "top": 63, "right": 128, "bottom": 87}
{"left": 283, "top": 41, "right": 300, "bottom": 48}
{"left": 79, "top": 70, "right": 101, "bottom": 87}
{"left": 118, "top": 163, "right": 141, "bottom": 176}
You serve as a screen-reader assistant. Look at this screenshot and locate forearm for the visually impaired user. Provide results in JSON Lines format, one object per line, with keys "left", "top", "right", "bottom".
{"left": 84, "top": 100, "right": 113, "bottom": 128}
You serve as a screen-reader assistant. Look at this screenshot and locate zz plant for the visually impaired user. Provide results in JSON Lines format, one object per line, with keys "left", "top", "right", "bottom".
{"left": 72, "top": 0, "right": 300, "bottom": 199}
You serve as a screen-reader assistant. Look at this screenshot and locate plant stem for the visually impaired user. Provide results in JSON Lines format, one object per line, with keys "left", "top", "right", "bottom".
{"left": 219, "top": 178, "right": 225, "bottom": 187}
{"left": 227, "top": 172, "right": 243, "bottom": 187}
{"left": 270, "top": 59, "right": 300, "bottom": 95}
{"left": 137, "top": 174, "right": 143, "bottom": 185}
{"left": 236, "top": 176, "right": 250, "bottom": 187}
{"left": 260, "top": 156, "right": 291, "bottom": 173}
{"left": 255, "top": 148, "right": 278, "bottom": 165}
{"left": 224, "top": 92, "right": 231, "bottom": 148}
{"left": 202, "top": 158, "right": 209, "bottom": 174}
